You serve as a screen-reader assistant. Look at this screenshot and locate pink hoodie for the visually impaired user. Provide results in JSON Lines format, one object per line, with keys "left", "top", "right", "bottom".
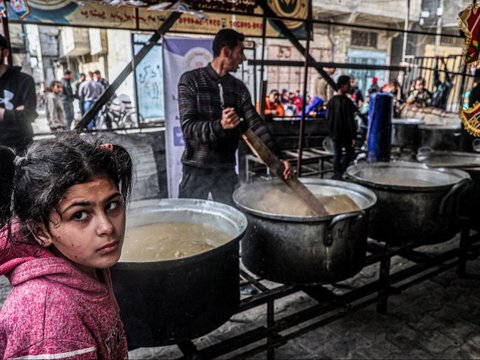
{"left": 0, "top": 222, "right": 128, "bottom": 359}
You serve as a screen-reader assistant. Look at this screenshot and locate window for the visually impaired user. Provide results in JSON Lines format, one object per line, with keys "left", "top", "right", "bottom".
{"left": 351, "top": 30, "right": 378, "bottom": 48}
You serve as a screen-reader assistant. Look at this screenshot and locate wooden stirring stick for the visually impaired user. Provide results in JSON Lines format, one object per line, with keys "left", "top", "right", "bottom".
{"left": 241, "top": 128, "right": 329, "bottom": 217}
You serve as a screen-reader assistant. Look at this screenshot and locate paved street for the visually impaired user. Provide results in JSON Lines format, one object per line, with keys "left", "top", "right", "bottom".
{"left": 123, "top": 234, "right": 480, "bottom": 359}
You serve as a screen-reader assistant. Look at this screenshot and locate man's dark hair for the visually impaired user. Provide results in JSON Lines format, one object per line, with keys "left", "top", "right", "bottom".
{"left": 0, "top": 34, "right": 9, "bottom": 50}
{"left": 94, "top": 69, "right": 101, "bottom": 75}
{"left": 337, "top": 75, "right": 351, "bottom": 88}
{"left": 212, "top": 29, "right": 244, "bottom": 57}
{"left": 64, "top": 69, "right": 72, "bottom": 75}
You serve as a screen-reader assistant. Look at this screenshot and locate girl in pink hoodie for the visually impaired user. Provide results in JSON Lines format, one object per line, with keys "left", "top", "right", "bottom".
{"left": 0, "top": 133, "right": 133, "bottom": 359}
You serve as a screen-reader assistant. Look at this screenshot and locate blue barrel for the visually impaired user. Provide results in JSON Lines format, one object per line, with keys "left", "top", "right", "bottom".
{"left": 367, "top": 93, "right": 393, "bottom": 162}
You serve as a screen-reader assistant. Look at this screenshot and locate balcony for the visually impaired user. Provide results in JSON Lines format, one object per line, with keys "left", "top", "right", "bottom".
{"left": 60, "top": 27, "right": 90, "bottom": 57}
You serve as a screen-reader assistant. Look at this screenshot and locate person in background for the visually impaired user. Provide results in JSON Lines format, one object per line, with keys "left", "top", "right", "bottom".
{"left": 280, "top": 88, "right": 289, "bottom": 105}
{"left": 79, "top": 71, "right": 104, "bottom": 130}
{"left": 60, "top": 69, "right": 75, "bottom": 130}
{"left": 367, "top": 76, "right": 380, "bottom": 95}
{"left": 0, "top": 34, "right": 37, "bottom": 155}
{"left": 387, "top": 80, "right": 405, "bottom": 118}
{"left": 177, "top": 28, "right": 291, "bottom": 206}
{"left": 349, "top": 76, "right": 364, "bottom": 108}
{"left": 406, "top": 77, "right": 432, "bottom": 108}
{"left": 45, "top": 80, "right": 66, "bottom": 133}
{"left": 0, "top": 133, "right": 133, "bottom": 358}
{"left": 75, "top": 72, "right": 86, "bottom": 116}
{"left": 327, "top": 75, "right": 357, "bottom": 180}
{"left": 94, "top": 70, "right": 109, "bottom": 90}
{"left": 313, "top": 67, "right": 336, "bottom": 103}
{"left": 304, "top": 96, "right": 327, "bottom": 118}
{"left": 290, "top": 91, "right": 303, "bottom": 116}
{"left": 263, "top": 89, "right": 285, "bottom": 120}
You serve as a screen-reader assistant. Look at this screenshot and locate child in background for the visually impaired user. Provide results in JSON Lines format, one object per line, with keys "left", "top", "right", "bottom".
{"left": 0, "top": 133, "right": 133, "bottom": 359}
{"left": 45, "top": 80, "right": 67, "bottom": 133}
{"left": 327, "top": 75, "right": 357, "bottom": 180}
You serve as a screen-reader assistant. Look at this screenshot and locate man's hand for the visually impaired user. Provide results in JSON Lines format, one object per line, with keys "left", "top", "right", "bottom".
{"left": 0, "top": 108, "right": 4, "bottom": 121}
{"left": 282, "top": 160, "right": 292, "bottom": 179}
{"left": 221, "top": 107, "right": 241, "bottom": 130}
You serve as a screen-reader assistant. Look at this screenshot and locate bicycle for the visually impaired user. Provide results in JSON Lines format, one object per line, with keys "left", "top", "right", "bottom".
{"left": 97, "top": 94, "right": 144, "bottom": 130}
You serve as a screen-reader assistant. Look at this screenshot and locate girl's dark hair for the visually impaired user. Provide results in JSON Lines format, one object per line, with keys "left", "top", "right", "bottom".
{"left": 1, "top": 133, "right": 133, "bottom": 232}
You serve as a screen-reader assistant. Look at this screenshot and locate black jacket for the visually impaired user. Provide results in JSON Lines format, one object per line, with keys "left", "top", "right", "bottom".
{"left": 0, "top": 66, "right": 37, "bottom": 153}
{"left": 327, "top": 94, "right": 357, "bottom": 142}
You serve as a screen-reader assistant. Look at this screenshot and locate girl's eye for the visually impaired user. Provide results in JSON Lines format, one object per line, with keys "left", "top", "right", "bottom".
{"left": 73, "top": 211, "right": 88, "bottom": 221}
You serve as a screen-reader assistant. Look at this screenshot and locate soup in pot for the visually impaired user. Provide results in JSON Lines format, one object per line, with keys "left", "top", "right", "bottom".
{"left": 121, "top": 222, "right": 231, "bottom": 262}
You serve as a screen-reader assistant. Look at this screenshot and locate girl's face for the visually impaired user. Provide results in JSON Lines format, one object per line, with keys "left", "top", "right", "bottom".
{"left": 35, "top": 176, "right": 126, "bottom": 277}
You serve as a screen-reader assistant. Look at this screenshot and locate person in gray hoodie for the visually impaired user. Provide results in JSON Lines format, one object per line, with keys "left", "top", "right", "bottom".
{"left": 45, "top": 80, "right": 66, "bottom": 133}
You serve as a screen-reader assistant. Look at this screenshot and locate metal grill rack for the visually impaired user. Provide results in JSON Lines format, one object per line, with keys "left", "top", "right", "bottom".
{"left": 174, "top": 221, "right": 480, "bottom": 360}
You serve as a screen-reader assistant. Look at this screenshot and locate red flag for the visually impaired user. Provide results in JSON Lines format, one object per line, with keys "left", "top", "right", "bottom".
{"left": 459, "top": 2, "right": 480, "bottom": 67}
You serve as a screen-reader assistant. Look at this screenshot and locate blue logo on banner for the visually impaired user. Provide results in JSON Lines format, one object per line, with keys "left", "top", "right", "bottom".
{"left": 174, "top": 126, "right": 184, "bottom": 146}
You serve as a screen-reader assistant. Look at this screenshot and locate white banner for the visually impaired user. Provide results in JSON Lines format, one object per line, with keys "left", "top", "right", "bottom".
{"left": 163, "top": 37, "right": 213, "bottom": 198}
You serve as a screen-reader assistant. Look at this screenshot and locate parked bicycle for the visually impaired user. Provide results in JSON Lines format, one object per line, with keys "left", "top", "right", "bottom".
{"left": 97, "top": 94, "right": 144, "bottom": 130}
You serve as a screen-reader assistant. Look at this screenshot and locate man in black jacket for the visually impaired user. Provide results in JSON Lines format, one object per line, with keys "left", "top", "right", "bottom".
{"left": 0, "top": 35, "right": 37, "bottom": 155}
{"left": 327, "top": 75, "right": 357, "bottom": 180}
{"left": 60, "top": 69, "right": 75, "bottom": 130}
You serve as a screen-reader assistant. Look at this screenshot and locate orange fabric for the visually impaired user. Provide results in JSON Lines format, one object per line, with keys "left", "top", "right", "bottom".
{"left": 263, "top": 97, "right": 285, "bottom": 117}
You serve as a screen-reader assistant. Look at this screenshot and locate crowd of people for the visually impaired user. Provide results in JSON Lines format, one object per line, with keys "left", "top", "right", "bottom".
{"left": 43, "top": 69, "right": 109, "bottom": 132}
{"left": 260, "top": 73, "right": 440, "bottom": 123}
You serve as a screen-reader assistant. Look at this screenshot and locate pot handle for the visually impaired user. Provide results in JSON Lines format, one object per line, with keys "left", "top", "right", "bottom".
{"left": 438, "top": 179, "right": 471, "bottom": 216}
{"left": 324, "top": 211, "right": 365, "bottom": 247}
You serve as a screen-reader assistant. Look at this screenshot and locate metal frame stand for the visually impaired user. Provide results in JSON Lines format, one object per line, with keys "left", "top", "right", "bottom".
{"left": 174, "top": 223, "right": 479, "bottom": 360}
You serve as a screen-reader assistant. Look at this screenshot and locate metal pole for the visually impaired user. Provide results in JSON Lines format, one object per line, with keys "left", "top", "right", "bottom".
{"left": 401, "top": 0, "right": 410, "bottom": 62}
{"left": 259, "top": 14, "right": 267, "bottom": 111}
{"left": 75, "top": 11, "right": 181, "bottom": 130}
{"left": 434, "top": 0, "right": 444, "bottom": 57}
{"left": 258, "top": 2, "right": 337, "bottom": 91}
{"left": 296, "top": 0, "right": 312, "bottom": 177}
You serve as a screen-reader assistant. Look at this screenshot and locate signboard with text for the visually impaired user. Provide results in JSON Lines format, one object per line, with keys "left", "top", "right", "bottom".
{"left": 7, "top": 0, "right": 307, "bottom": 38}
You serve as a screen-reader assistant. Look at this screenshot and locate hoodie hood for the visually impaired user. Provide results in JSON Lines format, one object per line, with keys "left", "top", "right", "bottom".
{"left": 0, "top": 222, "right": 108, "bottom": 295}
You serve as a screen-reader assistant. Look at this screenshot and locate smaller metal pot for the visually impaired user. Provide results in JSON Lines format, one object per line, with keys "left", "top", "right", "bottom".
{"left": 416, "top": 149, "right": 480, "bottom": 229}
{"left": 392, "top": 118, "right": 424, "bottom": 151}
{"left": 419, "top": 124, "right": 461, "bottom": 151}
{"left": 347, "top": 162, "right": 470, "bottom": 245}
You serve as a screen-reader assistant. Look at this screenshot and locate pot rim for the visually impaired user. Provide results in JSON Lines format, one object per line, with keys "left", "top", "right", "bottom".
{"left": 233, "top": 178, "right": 377, "bottom": 222}
{"left": 346, "top": 161, "right": 471, "bottom": 191}
{"left": 114, "top": 198, "right": 247, "bottom": 268}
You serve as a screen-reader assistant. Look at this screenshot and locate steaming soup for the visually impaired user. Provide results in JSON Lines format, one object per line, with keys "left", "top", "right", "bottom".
{"left": 121, "top": 222, "right": 231, "bottom": 262}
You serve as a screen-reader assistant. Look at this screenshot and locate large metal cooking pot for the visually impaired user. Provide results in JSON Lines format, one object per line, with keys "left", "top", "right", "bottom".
{"left": 392, "top": 118, "right": 424, "bottom": 151}
{"left": 111, "top": 199, "right": 247, "bottom": 349}
{"left": 347, "top": 162, "right": 470, "bottom": 245}
{"left": 416, "top": 149, "right": 480, "bottom": 230}
{"left": 419, "top": 124, "right": 461, "bottom": 151}
{"left": 233, "top": 178, "right": 377, "bottom": 285}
